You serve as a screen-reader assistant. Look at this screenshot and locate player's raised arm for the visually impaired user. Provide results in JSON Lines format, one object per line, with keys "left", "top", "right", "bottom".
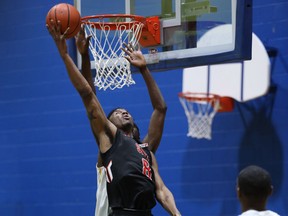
{"left": 122, "top": 43, "right": 167, "bottom": 153}
{"left": 75, "top": 24, "right": 106, "bottom": 168}
{"left": 139, "top": 65, "right": 167, "bottom": 153}
{"left": 46, "top": 20, "right": 116, "bottom": 153}
{"left": 75, "top": 24, "right": 95, "bottom": 94}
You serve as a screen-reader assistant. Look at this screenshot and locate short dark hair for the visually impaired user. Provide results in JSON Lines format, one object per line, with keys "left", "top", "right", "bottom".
{"left": 237, "top": 165, "right": 272, "bottom": 199}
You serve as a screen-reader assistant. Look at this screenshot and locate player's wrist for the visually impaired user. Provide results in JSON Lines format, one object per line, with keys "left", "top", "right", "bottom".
{"left": 172, "top": 210, "right": 182, "bottom": 216}
{"left": 60, "top": 52, "right": 69, "bottom": 60}
{"left": 139, "top": 65, "right": 149, "bottom": 73}
{"left": 81, "top": 52, "right": 90, "bottom": 58}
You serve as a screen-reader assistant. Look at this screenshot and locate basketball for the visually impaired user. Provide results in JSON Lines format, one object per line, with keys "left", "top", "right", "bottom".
{"left": 46, "top": 3, "right": 81, "bottom": 39}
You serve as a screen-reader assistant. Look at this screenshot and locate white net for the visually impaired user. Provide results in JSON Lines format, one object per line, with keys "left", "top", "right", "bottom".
{"left": 179, "top": 93, "right": 220, "bottom": 140}
{"left": 84, "top": 17, "right": 144, "bottom": 90}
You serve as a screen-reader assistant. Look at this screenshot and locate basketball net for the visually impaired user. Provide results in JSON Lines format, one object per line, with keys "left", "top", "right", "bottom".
{"left": 83, "top": 16, "right": 144, "bottom": 90}
{"left": 179, "top": 93, "right": 220, "bottom": 140}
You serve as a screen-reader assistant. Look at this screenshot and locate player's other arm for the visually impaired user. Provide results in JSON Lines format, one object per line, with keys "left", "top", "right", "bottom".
{"left": 151, "top": 153, "right": 181, "bottom": 216}
{"left": 122, "top": 43, "right": 167, "bottom": 153}
{"left": 76, "top": 24, "right": 95, "bottom": 94}
{"left": 140, "top": 65, "right": 167, "bottom": 153}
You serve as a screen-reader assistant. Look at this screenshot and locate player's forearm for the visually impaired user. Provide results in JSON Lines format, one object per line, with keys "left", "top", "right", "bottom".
{"left": 62, "top": 54, "right": 92, "bottom": 96}
{"left": 81, "top": 53, "right": 95, "bottom": 94}
{"left": 140, "top": 66, "right": 167, "bottom": 111}
{"left": 157, "top": 188, "right": 181, "bottom": 216}
{"left": 62, "top": 54, "right": 105, "bottom": 128}
{"left": 161, "top": 198, "right": 181, "bottom": 216}
{"left": 141, "top": 65, "right": 167, "bottom": 152}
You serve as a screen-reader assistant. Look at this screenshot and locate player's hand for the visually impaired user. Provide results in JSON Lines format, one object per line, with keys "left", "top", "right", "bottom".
{"left": 46, "top": 19, "right": 69, "bottom": 58}
{"left": 75, "top": 24, "right": 91, "bottom": 55}
{"left": 122, "top": 43, "right": 147, "bottom": 69}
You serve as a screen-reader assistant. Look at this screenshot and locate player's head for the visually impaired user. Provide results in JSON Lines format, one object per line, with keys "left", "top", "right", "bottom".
{"left": 107, "top": 107, "right": 134, "bottom": 132}
{"left": 237, "top": 165, "right": 273, "bottom": 204}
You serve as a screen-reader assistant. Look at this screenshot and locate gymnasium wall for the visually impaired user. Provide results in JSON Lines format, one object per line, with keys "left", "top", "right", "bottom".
{"left": 0, "top": 0, "right": 287, "bottom": 216}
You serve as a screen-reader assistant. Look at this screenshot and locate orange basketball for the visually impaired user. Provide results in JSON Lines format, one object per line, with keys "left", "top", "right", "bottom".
{"left": 46, "top": 3, "right": 81, "bottom": 39}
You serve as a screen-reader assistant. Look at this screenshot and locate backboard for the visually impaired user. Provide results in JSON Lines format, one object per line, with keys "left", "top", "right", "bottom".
{"left": 75, "top": 0, "right": 252, "bottom": 72}
{"left": 182, "top": 26, "right": 271, "bottom": 102}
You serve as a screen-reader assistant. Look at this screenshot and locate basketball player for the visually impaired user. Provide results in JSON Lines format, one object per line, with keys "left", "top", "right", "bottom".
{"left": 75, "top": 25, "right": 168, "bottom": 216}
{"left": 237, "top": 165, "right": 280, "bottom": 216}
{"left": 47, "top": 21, "right": 181, "bottom": 216}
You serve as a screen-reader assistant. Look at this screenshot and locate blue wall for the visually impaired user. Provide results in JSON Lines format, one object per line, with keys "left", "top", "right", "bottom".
{"left": 0, "top": 0, "right": 287, "bottom": 216}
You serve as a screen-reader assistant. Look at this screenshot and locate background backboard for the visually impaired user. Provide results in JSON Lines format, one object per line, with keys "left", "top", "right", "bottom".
{"left": 182, "top": 27, "right": 270, "bottom": 102}
{"left": 75, "top": 0, "right": 253, "bottom": 71}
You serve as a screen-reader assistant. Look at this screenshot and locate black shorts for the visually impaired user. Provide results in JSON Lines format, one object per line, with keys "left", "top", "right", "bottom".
{"left": 109, "top": 208, "right": 153, "bottom": 216}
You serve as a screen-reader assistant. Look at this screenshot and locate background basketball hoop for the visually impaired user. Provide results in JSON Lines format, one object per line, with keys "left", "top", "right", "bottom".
{"left": 178, "top": 92, "right": 234, "bottom": 140}
{"left": 81, "top": 14, "right": 146, "bottom": 90}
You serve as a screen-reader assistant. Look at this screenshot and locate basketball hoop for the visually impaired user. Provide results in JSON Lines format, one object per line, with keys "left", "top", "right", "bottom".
{"left": 81, "top": 14, "right": 146, "bottom": 90}
{"left": 178, "top": 92, "right": 221, "bottom": 140}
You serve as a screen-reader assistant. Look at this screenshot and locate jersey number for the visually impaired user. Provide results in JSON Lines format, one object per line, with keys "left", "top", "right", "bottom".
{"left": 142, "top": 158, "right": 152, "bottom": 180}
{"left": 106, "top": 159, "right": 152, "bottom": 182}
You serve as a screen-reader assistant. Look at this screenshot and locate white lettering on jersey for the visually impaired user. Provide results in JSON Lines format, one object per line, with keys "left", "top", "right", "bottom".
{"left": 139, "top": 143, "right": 149, "bottom": 148}
{"left": 105, "top": 160, "right": 113, "bottom": 183}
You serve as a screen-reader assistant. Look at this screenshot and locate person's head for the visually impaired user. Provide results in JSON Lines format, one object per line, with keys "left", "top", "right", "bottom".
{"left": 107, "top": 107, "right": 134, "bottom": 134}
{"left": 236, "top": 165, "right": 273, "bottom": 211}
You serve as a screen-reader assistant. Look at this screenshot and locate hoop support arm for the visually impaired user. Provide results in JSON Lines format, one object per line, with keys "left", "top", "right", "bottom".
{"left": 139, "top": 16, "right": 161, "bottom": 47}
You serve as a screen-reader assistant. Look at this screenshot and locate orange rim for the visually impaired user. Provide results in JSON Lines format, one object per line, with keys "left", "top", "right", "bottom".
{"left": 178, "top": 92, "right": 220, "bottom": 102}
{"left": 178, "top": 92, "right": 234, "bottom": 112}
{"left": 81, "top": 14, "right": 146, "bottom": 30}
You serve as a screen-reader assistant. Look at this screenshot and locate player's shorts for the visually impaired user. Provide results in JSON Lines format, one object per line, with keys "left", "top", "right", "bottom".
{"left": 95, "top": 165, "right": 109, "bottom": 216}
{"left": 109, "top": 208, "right": 153, "bottom": 216}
